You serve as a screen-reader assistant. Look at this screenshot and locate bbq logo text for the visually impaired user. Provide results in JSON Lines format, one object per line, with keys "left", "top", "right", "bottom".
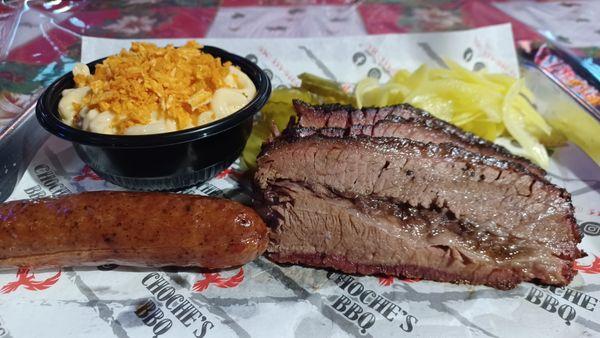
{"left": 137, "top": 273, "right": 214, "bottom": 338}
{"left": 524, "top": 284, "right": 597, "bottom": 325}
{"left": 327, "top": 272, "right": 418, "bottom": 334}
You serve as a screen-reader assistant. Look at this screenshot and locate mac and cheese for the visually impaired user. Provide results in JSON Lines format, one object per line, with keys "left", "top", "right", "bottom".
{"left": 58, "top": 41, "right": 256, "bottom": 135}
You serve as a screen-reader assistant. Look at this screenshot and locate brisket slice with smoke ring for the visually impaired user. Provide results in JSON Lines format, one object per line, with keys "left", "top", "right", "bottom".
{"left": 255, "top": 120, "right": 583, "bottom": 289}
{"left": 293, "top": 100, "right": 546, "bottom": 178}
{"left": 264, "top": 181, "right": 571, "bottom": 290}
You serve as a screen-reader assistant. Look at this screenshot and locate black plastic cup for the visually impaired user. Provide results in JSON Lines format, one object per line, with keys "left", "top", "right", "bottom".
{"left": 36, "top": 46, "right": 271, "bottom": 190}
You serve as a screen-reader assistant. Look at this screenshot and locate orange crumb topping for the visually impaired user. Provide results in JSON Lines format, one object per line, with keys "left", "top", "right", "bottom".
{"left": 74, "top": 41, "right": 232, "bottom": 133}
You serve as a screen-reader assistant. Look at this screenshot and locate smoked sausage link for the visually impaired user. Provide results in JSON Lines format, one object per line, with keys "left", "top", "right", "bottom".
{"left": 0, "top": 192, "right": 269, "bottom": 269}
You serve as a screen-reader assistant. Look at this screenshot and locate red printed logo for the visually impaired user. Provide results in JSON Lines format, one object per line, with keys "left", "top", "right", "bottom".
{"left": 0, "top": 268, "right": 61, "bottom": 294}
{"left": 378, "top": 276, "right": 420, "bottom": 286}
{"left": 192, "top": 268, "right": 244, "bottom": 292}
{"left": 215, "top": 168, "right": 242, "bottom": 180}
{"left": 73, "top": 165, "right": 102, "bottom": 182}
{"left": 574, "top": 256, "right": 600, "bottom": 274}
{"left": 378, "top": 276, "right": 395, "bottom": 286}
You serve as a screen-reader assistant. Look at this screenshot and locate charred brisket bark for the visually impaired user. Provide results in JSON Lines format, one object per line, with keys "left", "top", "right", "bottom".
{"left": 293, "top": 100, "right": 545, "bottom": 178}
{"left": 255, "top": 101, "right": 583, "bottom": 290}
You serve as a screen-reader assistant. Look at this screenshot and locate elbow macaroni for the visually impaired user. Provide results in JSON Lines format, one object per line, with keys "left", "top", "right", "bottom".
{"left": 58, "top": 87, "right": 90, "bottom": 126}
{"left": 57, "top": 42, "right": 257, "bottom": 135}
{"left": 201, "top": 67, "right": 257, "bottom": 127}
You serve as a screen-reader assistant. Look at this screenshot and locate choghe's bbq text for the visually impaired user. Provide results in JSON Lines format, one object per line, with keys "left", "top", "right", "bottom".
{"left": 137, "top": 272, "right": 214, "bottom": 338}
{"left": 327, "top": 272, "right": 418, "bottom": 334}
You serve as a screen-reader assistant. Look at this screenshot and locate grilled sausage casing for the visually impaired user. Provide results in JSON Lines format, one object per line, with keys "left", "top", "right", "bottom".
{"left": 0, "top": 192, "right": 268, "bottom": 269}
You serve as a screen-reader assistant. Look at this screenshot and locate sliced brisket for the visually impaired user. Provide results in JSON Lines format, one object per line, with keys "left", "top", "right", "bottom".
{"left": 255, "top": 102, "right": 582, "bottom": 289}
{"left": 293, "top": 100, "right": 546, "bottom": 178}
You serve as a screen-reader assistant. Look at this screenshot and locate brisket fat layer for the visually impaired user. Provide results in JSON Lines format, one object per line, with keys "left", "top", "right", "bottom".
{"left": 255, "top": 102, "right": 583, "bottom": 290}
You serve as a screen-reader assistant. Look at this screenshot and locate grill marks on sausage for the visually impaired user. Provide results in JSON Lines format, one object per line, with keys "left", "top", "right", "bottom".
{"left": 255, "top": 101, "right": 582, "bottom": 289}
